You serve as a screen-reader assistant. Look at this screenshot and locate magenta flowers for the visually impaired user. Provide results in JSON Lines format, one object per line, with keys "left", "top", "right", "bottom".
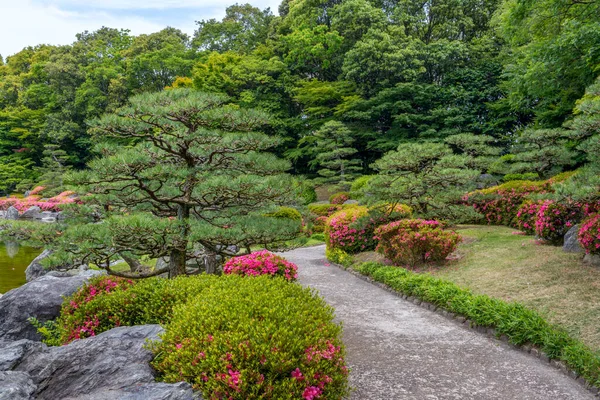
{"left": 223, "top": 250, "right": 299, "bottom": 281}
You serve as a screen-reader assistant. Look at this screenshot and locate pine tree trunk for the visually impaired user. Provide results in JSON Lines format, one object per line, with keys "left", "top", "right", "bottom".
{"left": 168, "top": 248, "right": 187, "bottom": 278}
{"left": 169, "top": 204, "right": 190, "bottom": 278}
{"left": 204, "top": 248, "right": 218, "bottom": 274}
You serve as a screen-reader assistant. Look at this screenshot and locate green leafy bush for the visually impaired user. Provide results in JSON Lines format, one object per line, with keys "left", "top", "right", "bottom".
{"left": 503, "top": 173, "right": 539, "bottom": 182}
{"left": 351, "top": 262, "right": 600, "bottom": 388}
{"left": 41, "top": 275, "right": 224, "bottom": 345}
{"left": 329, "top": 192, "right": 350, "bottom": 205}
{"left": 350, "top": 175, "right": 374, "bottom": 198}
{"left": 265, "top": 206, "right": 303, "bottom": 222}
{"left": 299, "top": 181, "right": 318, "bottom": 205}
{"left": 150, "top": 275, "right": 349, "bottom": 399}
{"left": 325, "top": 248, "right": 354, "bottom": 268}
{"left": 308, "top": 204, "right": 353, "bottom": 233}
{"left": 374, "top": 219, "right": 461, "bottom": 267}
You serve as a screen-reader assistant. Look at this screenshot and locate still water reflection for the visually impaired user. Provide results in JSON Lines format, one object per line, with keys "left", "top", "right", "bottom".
{"left": 0, "top": 242, "right": 41, "bottom": 294}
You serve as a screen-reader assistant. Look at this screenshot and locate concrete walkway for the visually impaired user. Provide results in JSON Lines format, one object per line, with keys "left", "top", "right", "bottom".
{"left": 283, "top": 245, "right": 594, "bottom": 400}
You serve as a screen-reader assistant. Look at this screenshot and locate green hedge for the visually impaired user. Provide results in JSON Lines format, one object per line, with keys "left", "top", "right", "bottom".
{"left": 326, "top": 250, "right": 600, "bottom": 388}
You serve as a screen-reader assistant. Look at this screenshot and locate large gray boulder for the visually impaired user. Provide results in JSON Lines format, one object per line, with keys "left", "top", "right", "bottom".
{"left": 5, "top": 206, "right": 19, "bottom": 220}
{"left": 563, "top": 224, "right": 583, "bottom": 253}
{"left": 0, "top": 371, "right": 36, "bottom": 400}
{"left": 19, "top": 207, "right": 41, "bottom": 220}
{"left": 14, "top": 325, "right": 197, "bottom": 400}
{"left": 0, "top": 340, "right": 43, "bottom": 371}
{"left": 24, "top": 250, "right": 52, "bottom": 282}
{"left": 0, "top": 270, "right": 103, "bottom": 341}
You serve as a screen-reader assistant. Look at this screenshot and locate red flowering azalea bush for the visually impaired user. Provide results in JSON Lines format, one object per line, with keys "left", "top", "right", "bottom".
{"left": 150, "top": 275, "right": 349, "bottom": 400}
{"left": 514, "top": 200, "right": 544, "bottom": 235}
{"left": 329, "top": 192, "right": 350, "bottom": 205}
{"left": 374, "top": 219, "right": 462, "bottom": 267}
{"left": 535, "top": 200, "right": 580, "bottom": 244}
{"left": 325, "top": 206, "right": 370, "bottom": 253}
{"left": 223, "top": 250, "right": 298, "bottom": 281}
{"left": 578, "top": 213, "right": 600, "bottom": 255}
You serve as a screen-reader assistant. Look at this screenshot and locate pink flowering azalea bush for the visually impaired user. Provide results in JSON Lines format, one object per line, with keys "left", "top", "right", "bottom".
{"left": 308, "top": 204, "right": 352, "bottom": 233}
{"left": 223, "top": 250, "right": 298, "bottom": 281}
{"left": 578, "top": 213, "right": 600, "bottom": 255}
{"left": 329, "top": 192, "right": 350, "bottom": 205}
{"left": 0, "top": 190, "right": 77, "bottom": 213}
{"left": 374, "top": 219, "right": 462, "bottom": 267}
{"left": 463, "top": 180, "right": 551, "bottom": 225}
{"left": 150, "top": 275, "right": 349, "bottom": 400}
{"left": 514, "top": 200, "right": 545, "bottom": 235}
{"left": 325, "top": 206, "right": 370, "bottom": 253}
{"left": 535, "top": 200, "right": 580, "bottom": 244}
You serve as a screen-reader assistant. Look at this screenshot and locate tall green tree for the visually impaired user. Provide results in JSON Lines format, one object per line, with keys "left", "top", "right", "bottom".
{"left": 9, "top": 90, "right": 302, "bottom": 278}
{"left": 309, "top": 120, "right": 362, "bottom": 188}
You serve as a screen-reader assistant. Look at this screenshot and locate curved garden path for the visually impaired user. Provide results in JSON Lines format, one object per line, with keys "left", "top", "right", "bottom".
{"left": 283, "top": 245, "right": 595, "bottom": 400}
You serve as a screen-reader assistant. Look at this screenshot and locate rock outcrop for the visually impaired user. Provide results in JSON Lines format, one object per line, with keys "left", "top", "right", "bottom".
{"left": 24, "top": 250, "right": 53, "bottom": 282}
{"left": 563, "top": 224, "right": 583, "bottom": 253}
{"left": 0, "top": 270, "right": 103, "bottom": 341}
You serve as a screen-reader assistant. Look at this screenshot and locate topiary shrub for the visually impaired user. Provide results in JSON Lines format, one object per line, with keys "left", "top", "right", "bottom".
{"left": 325, "top": 206, "right": 370, "bottom": 253}
{"left": 578, "top": 213, "right": 600, "bottom": 255}
{"left": 535, "top": 200, "right": 580, "bottom": 244}
{"left": 223, "top": 250, "right": 298, "bottom": 281}
{"left": 374, "top": 219, "right": 462, "bottom": 267}
{"left": 503, "top": 173, "right": 539, "bottom": 182}
{"left": 514, "top": 200, "right": 544, "bottom": 235}
{"left": 150, "top": 275, "right": 349, "bottom": 400}
{"left": 265, "top": 206, "right": 303, "bottom": 222}
{"left": 329, "top": 192, "right": 350, "bottom": 205}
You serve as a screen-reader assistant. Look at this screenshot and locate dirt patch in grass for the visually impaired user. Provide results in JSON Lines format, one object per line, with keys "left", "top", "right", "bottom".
{"left": 429, "top": 225, "right": 600, "bottom": 350}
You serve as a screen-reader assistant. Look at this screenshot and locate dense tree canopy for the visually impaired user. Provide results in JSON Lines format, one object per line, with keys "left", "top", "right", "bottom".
{"left": 0, "top": 0, "right": 597, "bottom": 193}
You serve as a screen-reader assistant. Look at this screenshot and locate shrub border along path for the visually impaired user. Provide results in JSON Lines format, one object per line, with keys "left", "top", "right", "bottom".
{"left": 282, "top": 245, "right": 598, "bottom": 399}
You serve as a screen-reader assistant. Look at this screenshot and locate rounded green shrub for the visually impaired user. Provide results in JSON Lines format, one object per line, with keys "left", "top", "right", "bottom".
{"left": 265, "top": 206, "right": 303, "bottom": 222}
{"left": 150, "top": 275, "right": 349, "bottom": 400}
{"left": 43, "top": 275, "right": 223, "bottom": 345}
{"left": 299, "top": 181, "right": 318, "bottom": 205}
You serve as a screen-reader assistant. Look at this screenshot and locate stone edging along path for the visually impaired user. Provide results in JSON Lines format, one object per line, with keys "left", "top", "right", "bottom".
{"left": 282, "top": 245, "right": 597, "bottom": 400}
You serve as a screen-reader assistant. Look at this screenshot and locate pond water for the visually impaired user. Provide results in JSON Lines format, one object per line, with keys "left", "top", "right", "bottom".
{"left": 0, "top": 242, "right": 41, "bottom": 294}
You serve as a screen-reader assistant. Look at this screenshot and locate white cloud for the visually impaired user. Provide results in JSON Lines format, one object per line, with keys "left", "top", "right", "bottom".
{"left": 0, "top": 0, "right": 282, "bottom": 58}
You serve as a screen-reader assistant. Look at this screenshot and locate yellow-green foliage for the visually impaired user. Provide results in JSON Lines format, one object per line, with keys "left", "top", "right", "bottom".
{"left": 325, "top": 248, "right": 354, "bottom": 268}
{"left": 151, "top": 275, "right": 350, "bottom": 399}
{"left": 368, "top": 202, "right": 412, "bottom": 218}
{"left": 476, "top": 180, "right": 550, "bottom": 196}
{"left": 265, "top": 206, "right": 303, "bottom": 221}
{"left": 350, "top": 175, "right": 375, "bottom": 197}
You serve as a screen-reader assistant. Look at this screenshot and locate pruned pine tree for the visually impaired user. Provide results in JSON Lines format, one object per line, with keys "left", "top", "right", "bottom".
{"left": 29, "top": 89, "right": 302, "bottom": 278}
{"left": 312, "top": 121, "right": 362, "bottom": 189}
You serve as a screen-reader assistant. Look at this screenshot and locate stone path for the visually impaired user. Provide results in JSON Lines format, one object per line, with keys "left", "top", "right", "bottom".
{"left": 283, "top": 245, "right": 595, "bottom": 400}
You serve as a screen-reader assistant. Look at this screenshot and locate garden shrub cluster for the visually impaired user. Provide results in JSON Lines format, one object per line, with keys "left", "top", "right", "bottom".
{"left": 579, "top": 213, "right": 600, "bottom": 255}
{"left": 223, "top": 250, "right": 298, "bottom": 281}
{"left": 151, "top": 275, "right": 349, "bottom": 400}
{"left": 0, "top": 190, "right": 76, "bottom": 212}
{"left": 329, "top": 192, "right": 350, "bottom": 205}
{"left": 374, "top": 219, "right": 461, "bottom": 267}
{"left": 308, "top": 204, "right": 353, "bottom": 233}
{"left": 325, "top": 206, "right": 370, "bottom": 253}
{"left": 463, "top": 180, "right": 551, "bottom": 225}
{"left": 514, "top": 200, "right": 544, "bottom": 235}
{"left": 534, "top": 200, "right": 579, "bottom": 244}
{"left": 349, "top": 175, "right": 374, "bottom": 198}
{"left": 350, "top": 262, "right": 600, "bottom": 388}
{"left": 42, "top": 269, "right": 349, "bottom": 399}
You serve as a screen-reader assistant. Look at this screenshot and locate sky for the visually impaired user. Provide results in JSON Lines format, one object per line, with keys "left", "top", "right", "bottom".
{"left": 0, "top": 0, "right": 282, "bottom": 58}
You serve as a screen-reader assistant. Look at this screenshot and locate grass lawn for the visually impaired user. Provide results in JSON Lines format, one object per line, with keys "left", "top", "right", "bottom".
{"left": 429, "top": 225, "right": 600, "bottom": 350}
